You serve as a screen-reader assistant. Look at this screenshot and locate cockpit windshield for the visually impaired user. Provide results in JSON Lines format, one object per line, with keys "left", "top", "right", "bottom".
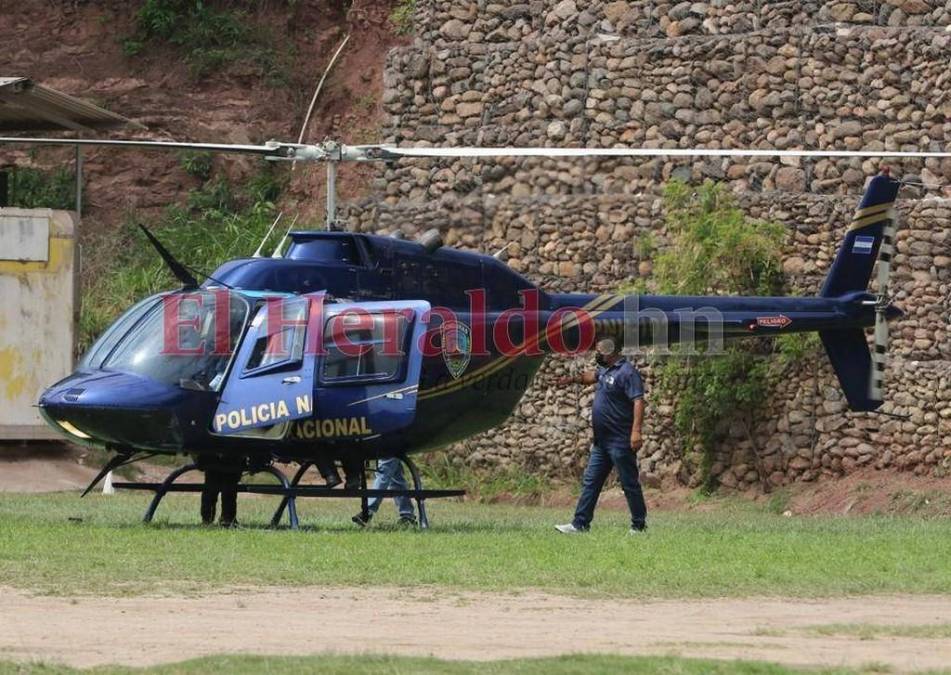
{"left": 103, "top": 291, "right": 250, "bottom": 391}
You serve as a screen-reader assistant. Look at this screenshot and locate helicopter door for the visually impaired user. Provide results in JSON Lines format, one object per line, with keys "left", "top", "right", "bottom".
{"left": 212, "top": 296, "right": 318, "bottom": 436}
{"left": 310, "top": 300, "right": 430, "bottom": 441}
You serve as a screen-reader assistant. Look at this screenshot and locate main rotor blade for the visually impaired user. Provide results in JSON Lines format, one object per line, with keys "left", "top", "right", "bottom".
{"left": 380, "top": 146, "right": 951, "bottom": 160}
{"left": 4, "top": 136, "right": 949, "bottom": 162}
{"left": 0, "top": 136, "right": 293, "bottom": 157}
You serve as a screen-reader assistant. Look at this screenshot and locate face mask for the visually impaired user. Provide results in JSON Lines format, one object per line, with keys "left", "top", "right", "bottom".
{"left": 595, "top": 353, "right": 608, "bottom": 367}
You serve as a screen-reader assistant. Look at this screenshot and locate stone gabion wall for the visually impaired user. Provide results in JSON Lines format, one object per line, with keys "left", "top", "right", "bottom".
{"left": 349, "top": 0, "right": 951, "bottom": 488}
{"left": 342, "top": 191, "right": 950, "bottom": 487}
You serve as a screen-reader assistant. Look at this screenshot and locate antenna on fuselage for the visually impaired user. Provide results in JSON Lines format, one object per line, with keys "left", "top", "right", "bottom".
{"left": 272, "top": 214, "right": 299, "bottom": 258}
{"left": 494, "top": 242, "right": 515, "bottom": 259}
{"left": 253, "top": 212, "right": 283, "bottom": 258}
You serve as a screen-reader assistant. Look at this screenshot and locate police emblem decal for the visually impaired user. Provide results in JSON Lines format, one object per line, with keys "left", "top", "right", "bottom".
{"left": 442, "top": 321, "right": 472, "bottom": 380}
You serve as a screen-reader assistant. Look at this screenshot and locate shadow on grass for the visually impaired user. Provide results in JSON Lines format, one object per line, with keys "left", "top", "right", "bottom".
{"left": 127, "top": 520, "right": 532, "bottom": 535}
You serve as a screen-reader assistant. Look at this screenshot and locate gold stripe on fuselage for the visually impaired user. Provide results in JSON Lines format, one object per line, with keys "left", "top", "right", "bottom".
{"left": 347, "top": 384, "right": 419, "bottom": 407}
{"left": 417, "top": 293, "right": 622, "bottom": 401}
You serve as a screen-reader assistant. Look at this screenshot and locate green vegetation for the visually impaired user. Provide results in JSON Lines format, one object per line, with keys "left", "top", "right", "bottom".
{"left": 390, "top": 0, "right": 417, "bottom": 35}
{"left": 123, "top": 0, "right": 294, "bottom": 81}
{"left": 0, "top": 653, "right": 908, "bottom": 675}
{"left": 652, "top": 180, "right": 785, "bottom": 297}
{"left": 633, "top": 181, "right": 820, "bottom": 492}
{"left": 420, "top": 451, "right": 552, "bottom": 503}
{"left": 78, "top": 162, "right": 288, "bottom": 353}
{"left": 178, "top": 150, "right": 214, "bottom": 181}
{"left": 1, "top": 494, "right": 950, "bottom": 598}
{"left": 805, "top": 623, "right": 951, "bottom": 640}
{"left": 5, "top": 165, "right": 76, "bottom": 211}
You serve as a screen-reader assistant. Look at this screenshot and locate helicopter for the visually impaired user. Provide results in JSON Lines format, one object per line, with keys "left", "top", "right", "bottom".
{"left": 1, "top": 135, "right": 942, "bottom": 528}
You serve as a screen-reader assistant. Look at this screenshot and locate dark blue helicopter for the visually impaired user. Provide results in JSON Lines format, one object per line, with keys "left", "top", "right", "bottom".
{"left": 0, "top": 136, "right": 915, "bottom": 527}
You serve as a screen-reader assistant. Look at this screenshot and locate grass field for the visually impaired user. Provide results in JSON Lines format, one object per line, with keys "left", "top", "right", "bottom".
{"left": 0, "top": 653, "right": 910, "bottom": 675}
{"left": 1, "top": 492, "right": 949, "bottom": 598}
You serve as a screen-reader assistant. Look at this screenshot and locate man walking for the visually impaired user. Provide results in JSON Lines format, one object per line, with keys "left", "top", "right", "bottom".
{"left": 352, "top": 457, "right": 417, "bottom": 527}
{"left": 555, "top": 338, "right": 648, "bottom": 534}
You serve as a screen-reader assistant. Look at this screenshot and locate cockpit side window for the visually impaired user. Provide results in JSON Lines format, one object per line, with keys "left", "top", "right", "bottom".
{"left": 321, "top": 312, "right": 410, "bottom": 384}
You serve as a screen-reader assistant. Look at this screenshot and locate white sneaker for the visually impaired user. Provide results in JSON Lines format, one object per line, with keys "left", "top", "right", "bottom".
{"left": 555, "top": 523, "right": 586, "bottom": 534}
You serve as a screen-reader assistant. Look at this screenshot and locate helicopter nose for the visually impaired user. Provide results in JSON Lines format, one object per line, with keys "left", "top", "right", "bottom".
{"left": 40, "top": 371, "right": 193, "bottom": 451}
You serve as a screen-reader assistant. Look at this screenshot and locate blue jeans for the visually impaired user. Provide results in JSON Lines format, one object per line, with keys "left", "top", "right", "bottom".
{"left": 368, "top": 457, "right": 416, "bottom": 520}
{"left": 572, "top": 443, "right": 647, "bottom": 530}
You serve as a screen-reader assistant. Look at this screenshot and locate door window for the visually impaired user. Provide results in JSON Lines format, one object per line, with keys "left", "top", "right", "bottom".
{"left": 241, "top": 298, "right": 308, "bottom": 376}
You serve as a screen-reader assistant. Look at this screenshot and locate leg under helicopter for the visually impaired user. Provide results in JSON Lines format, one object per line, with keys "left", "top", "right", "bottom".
{"left": 113, "top": 455, "right": 458, "bottom": 530}
{"left": 270, "top": 455, "right": 433, "bottom": 529}
{"left": 137, "top": 462, "right": 300, "bottom": 529}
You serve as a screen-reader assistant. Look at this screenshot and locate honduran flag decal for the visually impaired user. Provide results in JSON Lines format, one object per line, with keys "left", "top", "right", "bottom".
{"left": 852, "top": 235, "right": 875, "bottom": 255}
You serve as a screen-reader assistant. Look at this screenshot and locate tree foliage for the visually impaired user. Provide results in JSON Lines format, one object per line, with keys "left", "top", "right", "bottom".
{"left": 653, "top": 180, "right": 785, "bottom": 297}
{"left": 6, "top": 166, "right": 77, "bottom": 212}
{"left": 79, "top": 161, "right": 289, "bottom": 354}
{"left": 642, "top": 180, "right": 818, "bottom": 492}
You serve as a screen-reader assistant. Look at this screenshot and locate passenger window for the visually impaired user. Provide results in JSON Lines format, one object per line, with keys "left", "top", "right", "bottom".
{"left": 322, "top": 311, "right": 409, "bottom": 383}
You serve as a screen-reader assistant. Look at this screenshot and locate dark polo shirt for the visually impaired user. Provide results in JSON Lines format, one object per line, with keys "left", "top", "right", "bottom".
{"left": 591, "top": 357, "right": 644, "bottom": 450}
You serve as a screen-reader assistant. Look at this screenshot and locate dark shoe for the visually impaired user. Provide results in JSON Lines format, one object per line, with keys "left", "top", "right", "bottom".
{"left": 220, "top": 519, "right": 239, "bottom": 529}
{"left": 397, "top": 516, "right": 417, "bottom": 527}
{"left": 629, "top": 525, "right": 647, "bottom": 535}
{"left": 352, "top": 512, "right": 372, "bottom": 528}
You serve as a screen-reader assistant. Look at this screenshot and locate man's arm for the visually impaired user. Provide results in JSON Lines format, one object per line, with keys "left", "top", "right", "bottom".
{"left": 555, "top": 370, "right": 597, "bottom": 386}
{"left": 626, "top": 367, "right": 645, "bottom": 450}
{"left": 630, "top": 398, "right": 644, "bottom": 450}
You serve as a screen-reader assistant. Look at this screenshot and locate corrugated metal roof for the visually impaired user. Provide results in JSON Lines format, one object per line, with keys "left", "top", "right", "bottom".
{"left": 0, "top": 77, "right": 143, "bottom": 132}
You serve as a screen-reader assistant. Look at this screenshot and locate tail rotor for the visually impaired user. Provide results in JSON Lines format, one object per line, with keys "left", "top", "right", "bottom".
{"left": 869, "top": 203, "right": 899, "bottom": 403}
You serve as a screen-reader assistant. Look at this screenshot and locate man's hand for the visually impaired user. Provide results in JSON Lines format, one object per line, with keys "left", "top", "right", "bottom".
{"left": 629, "top": 430, "right": 643, "bottom": 451}
{"left": 556, "top": 371, "right": 596, "bottom": 387}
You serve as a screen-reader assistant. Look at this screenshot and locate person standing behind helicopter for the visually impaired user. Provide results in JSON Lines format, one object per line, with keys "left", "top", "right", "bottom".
{"left": 352, "top": 457, "right": 417, "bottom": 527}
{"left": 198, "top": 457, "right": 242, "bottom": 527}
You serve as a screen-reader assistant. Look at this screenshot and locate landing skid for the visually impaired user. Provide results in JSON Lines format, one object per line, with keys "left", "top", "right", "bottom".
{"left": 270, "top": 456, "right": 436, "bottom": 529}
{"left": 112, "top": 456, "right": 463, "bottom": 530}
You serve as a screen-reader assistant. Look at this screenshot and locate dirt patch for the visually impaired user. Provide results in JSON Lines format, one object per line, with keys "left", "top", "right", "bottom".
{"left": 778, "top": 468, "right": 951, "bottom": 517}
{"left": 1, "top": 587, "right": 949, "bottom": 671}
{"left": 1, "top": 0, "right": 403, "bottom": 226}
{"left": 0, "top": 444, "right": 99, "bottom": 493}
{"left": 481, "top": 467, "right": 951, "bottom": 519}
